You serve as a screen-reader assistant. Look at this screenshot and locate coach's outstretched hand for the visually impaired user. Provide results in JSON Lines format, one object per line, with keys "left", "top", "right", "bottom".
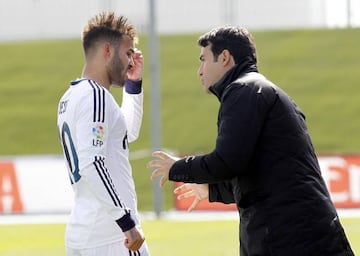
{"left": 148, "top": 151, "right": 179, "bottom": 187}
{"left": 124, "top": 227, "right": 145, "bottom": 252}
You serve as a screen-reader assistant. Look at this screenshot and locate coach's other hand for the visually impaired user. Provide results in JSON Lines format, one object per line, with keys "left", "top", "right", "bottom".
{"left": 148, "top": 151, "right": 179, "bottom": 187}
{"left": 174, "top": 183, "right": 209, "bottom": 212}
{"left": 124, "top": 227, "right": 145, "bottom": 251}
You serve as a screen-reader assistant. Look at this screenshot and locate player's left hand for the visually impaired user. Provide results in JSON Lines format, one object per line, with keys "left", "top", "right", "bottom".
{"left": 127, "top": 48, "right": 144, "bottom": 81}
{"left": 147, "top": 151, "right": 179, "bottom": 187}
{"left": 124, "top": 226, "right": 145, "bottom": 251}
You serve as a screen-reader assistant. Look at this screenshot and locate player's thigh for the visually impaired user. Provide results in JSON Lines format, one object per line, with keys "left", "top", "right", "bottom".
{"left": 137, "top": 240, "right": 150, "bottom": 256}
{"left": 126, "top": 241, "right": 151, "bottom": 256}
{"left": 66, "top": 241, "right": 150, "bottom": 256}
{"left": 65, "top": 247, "right": 81, "bottom": 256}
{"left": 66, "top": 244, "right": 117, "bottom": 256}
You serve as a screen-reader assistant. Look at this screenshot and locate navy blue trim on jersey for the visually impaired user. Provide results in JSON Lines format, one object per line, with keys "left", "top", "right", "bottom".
{"left": 129, "top": 250, "right": 141, "bottom": 256}
{"left": 93, "top": 156, "right": 122, "bottom": 207}
{"left": 70, "top": 78, "right": 88, "bottom": 86}
{"left": 88, "top": 80, "right": 105, "bottom": 123}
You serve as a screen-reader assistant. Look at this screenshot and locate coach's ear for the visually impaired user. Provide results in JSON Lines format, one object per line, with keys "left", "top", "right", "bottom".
{"left": 219, "top": 49, "right": 234, "bottom": 67}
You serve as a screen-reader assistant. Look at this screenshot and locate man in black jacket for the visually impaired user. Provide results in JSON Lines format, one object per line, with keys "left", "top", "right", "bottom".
{"left": 147, "top": 25, "right": 354, "bottom": 256}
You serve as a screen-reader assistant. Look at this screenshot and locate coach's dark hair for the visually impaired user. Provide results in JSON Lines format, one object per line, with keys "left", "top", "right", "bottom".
{"left": 81, "top": 11, "right": 137, "bottom": 54}
{"left": 198, "top": 25, "right": 257, "bottom": 64}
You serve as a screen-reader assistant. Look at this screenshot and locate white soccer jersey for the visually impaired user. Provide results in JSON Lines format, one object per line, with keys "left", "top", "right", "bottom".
{"left": 57, "top": 78, "right": 143, "bottom": 249}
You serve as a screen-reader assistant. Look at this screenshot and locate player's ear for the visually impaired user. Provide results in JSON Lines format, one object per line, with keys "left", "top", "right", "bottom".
{"left": 103, "top": 41, "right": 113, "bottom": 59}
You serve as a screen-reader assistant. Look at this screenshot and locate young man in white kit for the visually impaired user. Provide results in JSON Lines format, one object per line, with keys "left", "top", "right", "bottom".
{"left": 57, "top": 11, "right": 150, "bottom": 256}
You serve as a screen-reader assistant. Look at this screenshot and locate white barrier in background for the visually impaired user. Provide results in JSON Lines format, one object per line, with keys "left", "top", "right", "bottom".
{"left": 1, "top": 155, "right": 360, "bottom": 214}
{"left": 0, "top": 156, "right": 73, "bottom": 214}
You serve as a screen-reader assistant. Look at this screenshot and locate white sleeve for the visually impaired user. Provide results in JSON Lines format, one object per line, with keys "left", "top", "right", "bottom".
{"left": 75, "top": 86, "right": 129, "bottom": 221}
{"left": 121, "top": 88, "right": 143, "bottom": 143}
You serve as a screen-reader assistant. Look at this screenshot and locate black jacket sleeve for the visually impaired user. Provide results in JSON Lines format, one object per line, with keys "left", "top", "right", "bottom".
{"left": 169, "top": 80, "right": 276, "bottom": 184}
{"left": 208, "top": 181, "right": 235, "bottom": 204}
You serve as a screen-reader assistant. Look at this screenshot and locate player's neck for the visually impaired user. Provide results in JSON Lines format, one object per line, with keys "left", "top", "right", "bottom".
{"left": 82, "top": 65, "right": 110, "bottom": 90}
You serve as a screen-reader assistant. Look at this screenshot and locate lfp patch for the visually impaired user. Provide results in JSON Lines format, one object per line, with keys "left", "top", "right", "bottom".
{"left": 92, "top": 125, "right": 105, "bottom": 139}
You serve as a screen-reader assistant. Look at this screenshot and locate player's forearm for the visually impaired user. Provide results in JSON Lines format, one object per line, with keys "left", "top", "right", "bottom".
{"left": 122, "top": 80, "right": 144, "bottom": 142}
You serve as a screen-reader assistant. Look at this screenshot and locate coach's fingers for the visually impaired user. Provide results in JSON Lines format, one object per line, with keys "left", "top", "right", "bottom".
{"left": 174, "top": 183, "right": 191, "bottom": 194}
{"left": 159, "top": 175, "right": 169, "bottom": 187}
{"left": 176, "top": 190, "right": 195, "bottom": 200}
{"left": 174, "top": 184, "right": 201, "bottom": 211}
{"left": 151, "top": 151, "right": 171, "bottom": 160}
{"left": 147, "top": 159, "right": 164, "bottom": 169}
{"left": 150, "top": 168, "right": 162, "bottom": 180}
{"left": 150, "top": 170, "right": 160, "bottom": 180}
{"left": 188, "top": 197, "right": 201, "bottom": 212}
{"left": 175, "top": 185, "right": 194, "bottom": 200}
{"left": 150, "top": 168, "right": 169, "bottom": 187}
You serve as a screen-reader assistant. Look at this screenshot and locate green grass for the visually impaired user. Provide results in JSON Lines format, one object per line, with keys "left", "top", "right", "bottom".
{"left": 0, "top": 217, "right": 358, "bottom": 255}
{"left": 1, "top": 28, "right": 360, "bottom": 212}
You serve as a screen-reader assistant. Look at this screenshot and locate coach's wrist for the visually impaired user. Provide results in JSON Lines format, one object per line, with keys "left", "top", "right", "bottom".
{"left": 116, "top": 212, "right": 136, "bottom": 232}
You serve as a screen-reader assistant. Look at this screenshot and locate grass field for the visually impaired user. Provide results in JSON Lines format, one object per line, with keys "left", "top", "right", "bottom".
{"left": 0, "top": 217, "right": 359, "bottom": 255}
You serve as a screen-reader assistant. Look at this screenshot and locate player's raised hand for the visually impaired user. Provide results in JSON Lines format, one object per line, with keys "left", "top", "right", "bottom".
{"left": 174, "top": 183, "right": 209, "bottom": 211}
{"left": 147, "top": 151, "right": 179, "bottom": 187}
{"left": 124, "top": 226, "right": 145, "bottom": 252}
{"left": 127, "top": 48, "right": 144, "bottom": 81}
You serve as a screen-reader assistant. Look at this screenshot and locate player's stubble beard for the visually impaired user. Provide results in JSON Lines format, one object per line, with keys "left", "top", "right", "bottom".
{"left": 108, "top": 49, "right": 127, "bottom": 88}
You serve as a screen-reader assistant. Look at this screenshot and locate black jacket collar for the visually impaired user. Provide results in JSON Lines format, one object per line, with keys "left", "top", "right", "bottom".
{"left": 209, "top": 57, "right": 258, "bottom": 101}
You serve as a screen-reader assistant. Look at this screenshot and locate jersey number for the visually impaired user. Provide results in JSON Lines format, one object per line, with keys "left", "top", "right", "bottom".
{"left": 61, "top": 122, "right": 81, "bottom": 184}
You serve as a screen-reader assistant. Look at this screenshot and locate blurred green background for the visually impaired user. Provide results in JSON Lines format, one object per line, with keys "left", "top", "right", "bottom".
{"left": 0, "top": 28, "right": 360, "bottom": 211}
